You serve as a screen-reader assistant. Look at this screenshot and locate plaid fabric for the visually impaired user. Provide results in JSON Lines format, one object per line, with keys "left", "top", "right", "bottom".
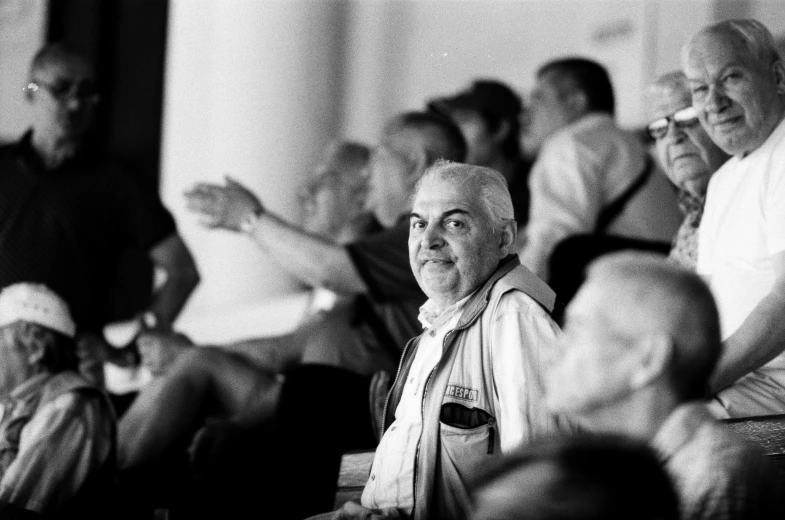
{"left": 669, "top": 190, "right": 705, "bottom": 270}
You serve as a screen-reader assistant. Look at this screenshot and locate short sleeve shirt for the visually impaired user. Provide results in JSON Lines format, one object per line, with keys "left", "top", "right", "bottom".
{"left": 346, "top": 220, "right": 425, "bottom": 356}
{"left": 0, "top": 132, "right": 176, "bottom": 330}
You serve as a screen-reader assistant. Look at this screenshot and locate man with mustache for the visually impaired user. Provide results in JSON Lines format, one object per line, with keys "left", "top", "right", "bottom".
{"left": 319, "top": 161, "right": 567, "bottom": 520}
{"left": 682, "top": 19, "right": 785, "bottom": 417}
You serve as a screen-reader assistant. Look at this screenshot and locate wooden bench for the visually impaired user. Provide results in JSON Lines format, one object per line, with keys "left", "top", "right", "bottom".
{"left": 333, "top": 449, "right": 375, "bottom": 510}
{"left": 723, "top": 413, "right": 785, "bottom": 475}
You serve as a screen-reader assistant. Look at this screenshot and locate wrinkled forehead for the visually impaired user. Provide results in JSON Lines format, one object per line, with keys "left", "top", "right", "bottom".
{"left": 683, "top": 28, "right": 760, "bottom": 78}
{"left": 33, "top": 53, "right": 95, "bottom": 82}
{"left": 413, "top": 174, "right": 485, "bottom": 217}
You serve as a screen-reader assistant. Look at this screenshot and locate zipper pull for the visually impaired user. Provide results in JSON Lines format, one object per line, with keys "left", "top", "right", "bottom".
{"left": 487, "top": 417, "right": 496, "bottom": 454}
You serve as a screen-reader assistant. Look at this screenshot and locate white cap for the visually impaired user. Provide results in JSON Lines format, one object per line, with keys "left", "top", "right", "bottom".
{"left": 0, "top": 283, "right": 76, "bottom": 338}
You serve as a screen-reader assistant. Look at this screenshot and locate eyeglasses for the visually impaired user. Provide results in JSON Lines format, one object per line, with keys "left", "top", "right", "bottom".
{"left": 646, "top": 106, "right": 699, "bottom": 140}
{"left": 25, "top": 79, "right": 100, "bottom": 105}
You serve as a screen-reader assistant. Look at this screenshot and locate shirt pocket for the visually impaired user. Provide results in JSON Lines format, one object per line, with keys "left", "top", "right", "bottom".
{"left": 437, "top": 403, "right": 499, "bottom": 519}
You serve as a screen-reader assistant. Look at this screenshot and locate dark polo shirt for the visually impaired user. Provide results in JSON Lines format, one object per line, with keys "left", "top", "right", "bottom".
{"left": 0, "top": 132, "right": 176, "bottom": 331}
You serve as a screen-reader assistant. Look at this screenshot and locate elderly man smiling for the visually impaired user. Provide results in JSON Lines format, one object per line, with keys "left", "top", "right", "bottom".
{"left": 682, "top": 19, "right": 785, "bottom": 416}
{"left": 323, "top": 161, "right": 566, "bottom": 520}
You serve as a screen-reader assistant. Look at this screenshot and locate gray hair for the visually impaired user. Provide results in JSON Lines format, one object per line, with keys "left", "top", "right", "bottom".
{"left": 414, "top": 160, "right": 514, "bottom": 227}
{"left": 586, "top": 252, "right": 721, "bottom": 402}
{"left": 683, "top": 19, "right": 782, "bottom": 70}
{"left": 645, "top": 71, "right": 689, "bottom": 103}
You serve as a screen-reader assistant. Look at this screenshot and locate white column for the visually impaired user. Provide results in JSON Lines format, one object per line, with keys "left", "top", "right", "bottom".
{"left": 160, "top": 0, "right": 345, "bottom": 341}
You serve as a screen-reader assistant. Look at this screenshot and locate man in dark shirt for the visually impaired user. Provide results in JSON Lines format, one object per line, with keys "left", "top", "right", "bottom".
{"left": 0, "top": 43, "right": 199, "bottom": 380}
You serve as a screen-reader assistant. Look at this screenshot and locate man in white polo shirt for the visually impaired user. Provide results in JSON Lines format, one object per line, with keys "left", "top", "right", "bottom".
{"left": 682, "top": 19, "right": 785, "bottom": 416}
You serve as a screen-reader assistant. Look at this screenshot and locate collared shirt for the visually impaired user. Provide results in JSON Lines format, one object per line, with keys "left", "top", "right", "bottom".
{"left": 362, "top": 295, "right": 469, "bottom": 513}
{"left": 668, "top": 190, "right": 705, "bottom": 270}
{"left": 521, "top": 113, "right": 681, "bottom": 280}
{"left": 0, "top": 373, "right": 114, "bottom": 512}
{"left": 653, "top": 402, "right": 784, "bottom": 520}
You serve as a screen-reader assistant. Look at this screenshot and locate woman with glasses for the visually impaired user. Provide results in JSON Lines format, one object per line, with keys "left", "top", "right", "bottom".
{"left": 645, "top": 71, "right": 730, "bottom": 270}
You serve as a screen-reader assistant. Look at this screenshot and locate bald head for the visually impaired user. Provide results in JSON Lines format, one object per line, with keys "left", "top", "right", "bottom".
{"left": 586, "top": 253, "right": 721, "bottom": 400}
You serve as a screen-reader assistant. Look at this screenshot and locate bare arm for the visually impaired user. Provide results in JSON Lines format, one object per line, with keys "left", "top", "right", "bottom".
{"left": 184, "top": 177, "right": 367, "bottom": 295}
{"left": 244, "top": 212, "right": 367, "bottom": 294}
{"left": 710, "top": 251, "right": 785, "bottom": 392}
{"left": 147, "top": 233, "right": 200, "bottom": 329}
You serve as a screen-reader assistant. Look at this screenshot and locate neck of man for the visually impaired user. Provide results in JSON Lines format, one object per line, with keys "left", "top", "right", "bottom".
{"left": 578, "top": 384, "right": 680, "bottom": 443}
{"left": 32, "top": 131, "right": 80, "bottom": 170}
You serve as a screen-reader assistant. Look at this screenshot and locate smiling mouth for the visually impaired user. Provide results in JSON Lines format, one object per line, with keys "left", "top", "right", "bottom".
{"left": 711, "top": 116, "right": 742, "bottom": 130}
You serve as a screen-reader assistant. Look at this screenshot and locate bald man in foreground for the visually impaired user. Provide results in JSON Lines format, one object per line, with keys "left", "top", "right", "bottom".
{"left": 547, "top": 253, "right": 784, "bottom": 520}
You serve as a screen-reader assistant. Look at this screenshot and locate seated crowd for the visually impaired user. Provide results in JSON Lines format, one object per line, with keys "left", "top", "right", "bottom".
{"left": 0, "top": 16, "right": 784, "bottom": 520}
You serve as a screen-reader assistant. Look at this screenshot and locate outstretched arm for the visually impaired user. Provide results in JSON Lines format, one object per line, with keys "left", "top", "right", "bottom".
{"left": 184, "top": 177, "right": 367, "bottom": 295}
{"left": 710, "top": 251, "right": 785, "bottom": 392}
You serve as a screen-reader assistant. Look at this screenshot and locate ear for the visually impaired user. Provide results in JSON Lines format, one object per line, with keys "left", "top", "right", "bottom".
{"left": 629, "top": 334, "right": 673, "bottom": 391}
{"left": 489, "top": 119, "right": 512, "bottom": 145}
{"left": 566, "top": 90, "right": 589, "bottom": 118}
{"left": 772, "top": 60, "right": 785, "bottom": 96}
{"left": 498, "top": 219, "right": 517, "bottom": 256}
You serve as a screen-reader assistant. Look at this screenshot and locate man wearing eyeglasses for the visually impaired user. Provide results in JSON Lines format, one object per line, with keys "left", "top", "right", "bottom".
{"left": 682, "top": 19, "right": 785, "bottom": 418}
{"left": 644, "top": 71, "right": 729, "bottom": 270}
{"left": 0, "top": 43, "right": 199, "bottom": 387}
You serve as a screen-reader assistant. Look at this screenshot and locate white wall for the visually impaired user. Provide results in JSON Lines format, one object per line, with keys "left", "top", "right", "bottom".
{"left": 162, "top": 0, "right": 785, "bottom": 341}
{"left": 161, "top": 0, "right": 347, "bottom": 340}
{"left": 0, "top": 0, "right": 48, "bottom": 141}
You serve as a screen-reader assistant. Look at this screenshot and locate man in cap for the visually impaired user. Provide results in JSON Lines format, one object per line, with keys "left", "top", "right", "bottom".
{"left": 547, "top": 253, "right": 784, "bottom": 520}
{"left": 0, "top": 283, "right": 115, "bottom": 516}
{"left": 682, "top": 19, "right": 785, "bottom": 416}
{"left": 428, "top": 79, "right": 533, "bottom": 227}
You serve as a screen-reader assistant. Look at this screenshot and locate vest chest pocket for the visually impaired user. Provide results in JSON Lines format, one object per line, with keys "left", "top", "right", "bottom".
{"left": 437, "top": 403, "right": 499, "bottom": 518}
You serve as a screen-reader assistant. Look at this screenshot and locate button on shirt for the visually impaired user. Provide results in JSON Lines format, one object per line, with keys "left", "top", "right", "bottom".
{"left": 362, "top": 295, "right": 470, "bottom": 513}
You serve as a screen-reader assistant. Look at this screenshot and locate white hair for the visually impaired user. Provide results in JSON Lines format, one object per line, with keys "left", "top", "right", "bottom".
{"left": 414, "top": 159, "right": 515, "bottom": 226}
{"left": 683, "top": 19, "right": 782, "bottom": 70}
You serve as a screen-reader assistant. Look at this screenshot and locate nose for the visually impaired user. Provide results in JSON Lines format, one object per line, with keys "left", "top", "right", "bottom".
{"left": 703, "top": 83, "right": 729, "bottom": 113}
{"left": 420, "top": 221, "right": 445, "bottom": 250}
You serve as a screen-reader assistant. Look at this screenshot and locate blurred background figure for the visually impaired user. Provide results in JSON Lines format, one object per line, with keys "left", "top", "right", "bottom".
{"left": 0, "top": 283, "right": 114, "bottom": 518}
{"left": 428, "top": 79, "right": 533, "bottom": 229}
{"left": 547, "top": 253, "right": 785, "bottom": 520}
{"left": 520, "top": 57, "right": 681, "bottom": 307}
{"left": 0, "top": 43, "right": 199, "bottom": 390}
{"left": 644, "top": 70, "right": 729, "bottom": 270}
{"left": 470, "top": 435, "right": 681, "bottom": 520}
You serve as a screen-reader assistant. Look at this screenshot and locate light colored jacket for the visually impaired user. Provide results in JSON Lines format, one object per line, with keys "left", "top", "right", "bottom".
{"left": 382, "top": 255, "right": 566, "bottom": 520}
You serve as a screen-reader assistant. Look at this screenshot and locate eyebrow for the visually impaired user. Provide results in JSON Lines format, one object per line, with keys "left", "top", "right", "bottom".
{"left": 409, "top": 208, "right": 471, "bottom": 220}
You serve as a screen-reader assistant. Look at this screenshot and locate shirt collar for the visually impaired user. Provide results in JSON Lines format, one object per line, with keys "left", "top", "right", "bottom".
{"left": 417, "top": 293, "right": 473, "bottom": 330}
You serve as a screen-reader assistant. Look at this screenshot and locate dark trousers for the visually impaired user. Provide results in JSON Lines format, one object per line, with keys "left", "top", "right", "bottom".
{"left": 274, "top": 364, "right": 377, "bottom": 519}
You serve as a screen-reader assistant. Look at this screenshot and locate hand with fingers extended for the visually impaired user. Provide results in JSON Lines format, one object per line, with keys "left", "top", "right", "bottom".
{"left": 369, "top": 370, "right": 392, "bottom": 442}
{"left": 184, "top": 176, "right": 264, "bottom": 231}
